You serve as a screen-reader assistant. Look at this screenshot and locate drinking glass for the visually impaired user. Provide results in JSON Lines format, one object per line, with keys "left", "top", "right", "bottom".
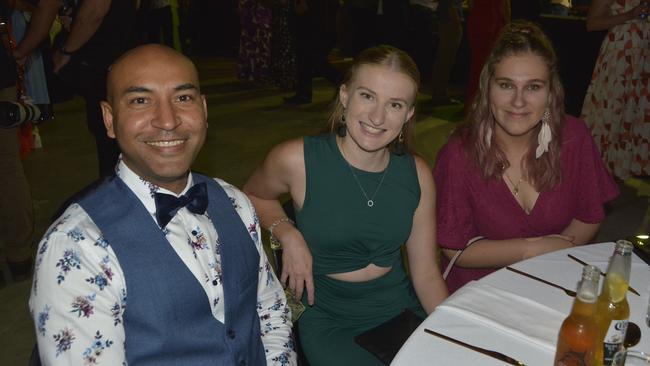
{"left": 612, "top": 350, "right": 650, "bottom": 366}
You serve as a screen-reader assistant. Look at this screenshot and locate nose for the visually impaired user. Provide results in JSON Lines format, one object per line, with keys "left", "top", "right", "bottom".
{"left": 511, "top": 89, "right": 526, "bottom": 109}
{"left": 151, "top": 100, "right": 181, "bottom": 130}
{"left": 368, "top": 103, "right": 385, "bottom": 126}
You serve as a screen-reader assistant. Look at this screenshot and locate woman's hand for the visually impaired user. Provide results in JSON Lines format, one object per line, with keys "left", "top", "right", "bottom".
{"left": 522, "top": 234, "right": 574, "bottom": 260}
{"left": 280, "top": 230, "right": 315, "bottom": 305}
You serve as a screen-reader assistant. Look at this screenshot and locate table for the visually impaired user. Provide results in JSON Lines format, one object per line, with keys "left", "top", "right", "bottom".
{"left": 392, "top": 242, "right": 650, "bottom": 365}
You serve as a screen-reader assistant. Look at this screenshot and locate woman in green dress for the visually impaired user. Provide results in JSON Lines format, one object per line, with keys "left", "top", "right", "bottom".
{"left": 243, "top": 45, "right": 448, "bottom": 366}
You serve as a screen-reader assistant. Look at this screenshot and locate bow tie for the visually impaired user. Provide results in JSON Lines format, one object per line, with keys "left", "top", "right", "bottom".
{"left": 154, "top": 182, "right": 208, "bottom": 228}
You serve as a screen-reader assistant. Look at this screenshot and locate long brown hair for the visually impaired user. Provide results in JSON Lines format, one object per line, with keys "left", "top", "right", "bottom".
{"left": 459, "top": 20, "right": 564, "bottom": 191}
{"left": 329, "top": 45, "right": 420, "bottom": 155}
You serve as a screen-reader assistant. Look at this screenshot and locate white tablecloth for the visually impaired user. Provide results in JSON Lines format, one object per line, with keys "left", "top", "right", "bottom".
{"left": 392, "top": 242, "right": 650, "bottom": 366}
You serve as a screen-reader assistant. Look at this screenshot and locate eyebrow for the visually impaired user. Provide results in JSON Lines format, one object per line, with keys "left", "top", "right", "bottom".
{"left": 123, "top": 83, "right": 199, "bottom": 94}
{"left": 493, "top": 77, "right": 548, "bottom": 84}
{"left": 356, "top": 86, "right": 410, "bottom": 104}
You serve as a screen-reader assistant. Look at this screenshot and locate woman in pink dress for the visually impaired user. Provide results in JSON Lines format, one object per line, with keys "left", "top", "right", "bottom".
{"left": 581, "top": 0, "right": 649, "bottom": 180}
{"left": 435, "top": 21, "right": 620, "bottom": 293}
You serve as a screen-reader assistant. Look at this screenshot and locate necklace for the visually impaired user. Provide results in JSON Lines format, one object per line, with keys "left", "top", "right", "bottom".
{"left": 340, "top": 147, "right": 389, "bottom": 207}
{"left": 504, "top": 172, "right": 523, "bottom": 197}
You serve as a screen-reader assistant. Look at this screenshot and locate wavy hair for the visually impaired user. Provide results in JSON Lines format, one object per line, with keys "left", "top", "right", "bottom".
{"left": 328, "top": 45, "right": 420, "bottom": 155}
{"left": 458, "top": 20, "right": 565, "bottom": 191}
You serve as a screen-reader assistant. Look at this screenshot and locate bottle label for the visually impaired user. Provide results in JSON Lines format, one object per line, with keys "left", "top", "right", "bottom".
{"left": 603, "top": 320, "right": 628, "bottom": 364}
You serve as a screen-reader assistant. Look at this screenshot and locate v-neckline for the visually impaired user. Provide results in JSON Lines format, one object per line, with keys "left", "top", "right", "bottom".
{"left": 502, "top": 179, "right": 540, "bottom": 216}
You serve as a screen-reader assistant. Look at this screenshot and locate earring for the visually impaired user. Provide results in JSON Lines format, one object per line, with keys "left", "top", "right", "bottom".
{"left": 394, "top": 129, "right": 406, "bottom": 155}
{"left": 337, "top": 111, "right": 347, "bottom": 137}
{"left": 535, "top": 108, "right": 552, "bottom": 159}
{"left": 485, "top": 125, "right": 493, "bottom": 148}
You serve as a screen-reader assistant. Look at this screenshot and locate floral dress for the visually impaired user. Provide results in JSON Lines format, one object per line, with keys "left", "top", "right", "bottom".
{"left": 580, "top": 0, "right": 650, "bottom": 179}
{"left": 238, "top": 0, "right": 273, "bottom": 82}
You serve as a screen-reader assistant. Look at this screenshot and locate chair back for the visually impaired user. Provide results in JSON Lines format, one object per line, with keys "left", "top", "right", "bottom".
{"left": 28, "top": 344, "right": 41, "bottom": 366}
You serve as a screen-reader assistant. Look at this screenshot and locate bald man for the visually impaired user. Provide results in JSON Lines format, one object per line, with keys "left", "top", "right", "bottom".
{"left": 29, "top": 45, "right": 296, "bottom": 366}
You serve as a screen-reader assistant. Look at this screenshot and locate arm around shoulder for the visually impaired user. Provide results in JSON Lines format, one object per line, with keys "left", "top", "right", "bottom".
{"left": 243, "top": 138, "right": 305, "bottom": 234}
{"left": 243, "top": 138, "right": 316, "bottom": 305}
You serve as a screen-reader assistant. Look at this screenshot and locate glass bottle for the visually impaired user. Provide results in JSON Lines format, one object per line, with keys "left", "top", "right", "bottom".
{"left": 595, "top": 240, "right": 633, "bottom": 366}
{"left": 554, "top": 264, "right": 600, "bottom": 366}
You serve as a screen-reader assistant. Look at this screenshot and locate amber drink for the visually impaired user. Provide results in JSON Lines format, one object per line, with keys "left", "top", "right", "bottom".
{"left": 595, "top": 240, "right": 633, "bottom": 366}
{"left": 554, "top": 265, "right": 600, "bottom": 366}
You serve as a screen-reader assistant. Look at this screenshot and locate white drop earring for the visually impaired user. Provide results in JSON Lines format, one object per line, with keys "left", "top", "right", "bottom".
{"left": 535, "top": 108, "right": 552, "bottom": 159}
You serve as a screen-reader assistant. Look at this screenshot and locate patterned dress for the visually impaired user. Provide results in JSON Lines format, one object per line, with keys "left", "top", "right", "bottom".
{"left": 238, "top": 0, "right": 273, "bottom": 82}
{"left": 580, "top": 0, "right": 650, "bottom": 179}
{"left": 270, "top": 2, "right": 296, "bottom": 91}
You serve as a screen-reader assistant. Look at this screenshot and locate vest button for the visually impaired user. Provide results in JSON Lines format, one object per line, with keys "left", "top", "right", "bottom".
{"left": 227, "top": 329, "right": 236, "bottom": 339}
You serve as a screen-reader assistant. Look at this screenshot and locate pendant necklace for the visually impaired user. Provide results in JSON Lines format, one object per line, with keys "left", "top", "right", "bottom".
{"left": 340, "top": 147, "right": 389, "bottom": 207}
{"left": 504, "top": 172, "right": 523, "bottom": 197}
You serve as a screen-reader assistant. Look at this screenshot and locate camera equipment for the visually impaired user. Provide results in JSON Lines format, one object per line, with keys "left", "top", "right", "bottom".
{"left": 0, "top": 100, "right": 53, "bottom": 129}
{"left": 0, "top": 8, "right": 55, "bottom": 129}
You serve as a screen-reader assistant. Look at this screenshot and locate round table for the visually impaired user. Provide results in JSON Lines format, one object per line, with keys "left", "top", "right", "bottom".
{"left": 392, "top": 242, "right": 650, "bottom": 365}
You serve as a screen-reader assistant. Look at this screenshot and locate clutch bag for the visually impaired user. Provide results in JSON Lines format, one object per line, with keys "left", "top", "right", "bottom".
{"left": 354, "top": 308, "right": 424, "bottom": 365}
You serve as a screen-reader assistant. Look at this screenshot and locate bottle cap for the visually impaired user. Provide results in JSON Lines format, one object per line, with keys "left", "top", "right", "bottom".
{"left": 582, "top": 264, "right": 600, "bottom": 281}
{"left": 615, "top": 240, "right": 633, "bottom": 255}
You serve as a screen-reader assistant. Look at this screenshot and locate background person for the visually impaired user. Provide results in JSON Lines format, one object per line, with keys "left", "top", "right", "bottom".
{"left": 465, "top": 0, "right": 510, "bottom": 107}
{"left": 283, "top": 0, "right": 340, "bottom": 105}
{"left": 580, "top": 0, "right": 649, "bottom": 180}
{"left": 0, "top": 0, "right": 33, "bottom": 280}
{"left": 30, "top": 44, "right": 295, "bottom": 365}
{"left": 430, "top": 0, "right": 463, "bottom": 106}
{"left": 53, "top": 0, "right": 136, "bottom": 178}
{"left": 244, "top": 45, "right": 448, "bottom": 366}
{"left": 435, "top": 21, "right": 619, "bottom": 293}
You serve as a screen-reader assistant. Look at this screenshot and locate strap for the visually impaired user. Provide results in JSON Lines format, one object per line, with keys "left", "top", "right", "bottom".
{"left": 442, "top": 236, "right": 484, "bottom": 280}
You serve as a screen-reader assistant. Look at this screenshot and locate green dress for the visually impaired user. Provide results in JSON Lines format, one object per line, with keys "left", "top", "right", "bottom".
{"left": 296, "top": 135, "right": 425, "bottom": 366}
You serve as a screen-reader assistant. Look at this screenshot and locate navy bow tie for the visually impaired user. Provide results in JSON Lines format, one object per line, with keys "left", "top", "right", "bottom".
{"left": 154, "top": 182, "right": 208, "bottom": 228}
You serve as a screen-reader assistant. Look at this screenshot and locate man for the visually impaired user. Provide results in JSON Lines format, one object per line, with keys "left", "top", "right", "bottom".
{"left": 430, "top": 0, "right": 463, "bottom": 105}
{"left": 30, "top": 44, "right": 296, "bottom": 366}
{"left": 11, "top": 0, "right": 59, "bottom": 64}
{"left": 0, "top": 0, "right": 41, "bottom": 280}
{"left": 54, "top": 0, "right": 136, "bottom": 177}
{"left": 283, "top": 0, "right": 339, "bottom": 105}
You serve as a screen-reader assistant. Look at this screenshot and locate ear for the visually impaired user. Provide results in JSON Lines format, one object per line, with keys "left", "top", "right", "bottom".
{"left": 201, "top": 94, "right": 208, "bottom": 127}
{"left": 406, "top": 105, "right": 415, "bottom": 123}
{"left": 100, "top": 101, "right": 116, "bottom": 139}
{"left": 339, "top": 84, "right": 348, "bottom": 107}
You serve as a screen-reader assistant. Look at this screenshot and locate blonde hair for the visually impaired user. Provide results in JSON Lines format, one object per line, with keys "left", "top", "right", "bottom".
{"left": 328, "top": 45, "right": 420, "bottom": 155}
{"left": 459, "top": 20, "right": 564, "bottom": 191}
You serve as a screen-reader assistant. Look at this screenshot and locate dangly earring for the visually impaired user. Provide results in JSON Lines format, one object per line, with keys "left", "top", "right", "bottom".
{"left": 394, "top": 125, "right": 406, "bottom": 155}
{"left": 337, "top": 110, "right": 347, "bottom": 137}
{"left": 535, "top": 108, "right": 552, "bottom": 159}
{"left": 485, "top": 124, "right": 493, "bottom": 148}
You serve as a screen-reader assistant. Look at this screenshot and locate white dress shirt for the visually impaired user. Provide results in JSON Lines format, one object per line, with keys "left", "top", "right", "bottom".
{"left": 29, "top": 160, "right": 296, "bottom": 365}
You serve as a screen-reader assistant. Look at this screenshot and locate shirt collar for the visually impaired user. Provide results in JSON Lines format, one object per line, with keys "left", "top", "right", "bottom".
{"left": 116, "top": 158, "right": 194, "bottom": 214}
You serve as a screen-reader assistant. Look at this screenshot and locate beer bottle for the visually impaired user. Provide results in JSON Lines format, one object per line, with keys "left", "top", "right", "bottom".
{"left": 554, "top": 265, "right": 600, "bottom": 366}
{"left": 595, "top": 240, "right": 633, "bottom": 366}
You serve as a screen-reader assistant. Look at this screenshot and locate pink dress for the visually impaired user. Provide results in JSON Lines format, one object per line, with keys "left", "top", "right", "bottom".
{"left": 434, "top": 116, "right": 620, "bottom": 293}
{"left": 580, "top": 0, "right": 650, "bottom": 180}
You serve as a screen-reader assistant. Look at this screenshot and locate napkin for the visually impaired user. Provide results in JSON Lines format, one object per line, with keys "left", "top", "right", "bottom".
{"left": 438, "top": 281, "right": 566, "bottom": 352}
